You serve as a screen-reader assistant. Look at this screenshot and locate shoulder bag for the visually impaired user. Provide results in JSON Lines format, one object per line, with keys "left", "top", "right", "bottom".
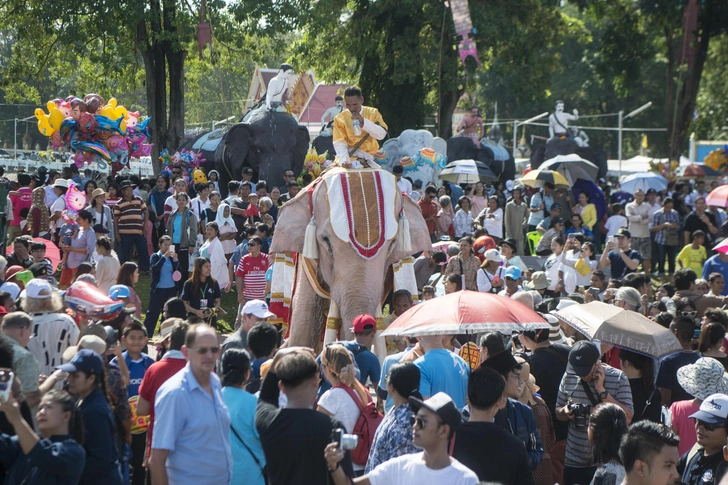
{"left": 231, "top": 425, "right": 269, "bottom": 485}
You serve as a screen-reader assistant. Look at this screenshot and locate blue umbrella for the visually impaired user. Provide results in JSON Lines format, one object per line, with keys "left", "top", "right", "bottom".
{"left": 620, "top": 172, "right": 668, "bottom": 193}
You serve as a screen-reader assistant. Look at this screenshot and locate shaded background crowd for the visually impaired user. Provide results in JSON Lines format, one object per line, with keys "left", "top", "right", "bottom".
{"left": 0, "top": 161, "right": 727, "bottom": 485}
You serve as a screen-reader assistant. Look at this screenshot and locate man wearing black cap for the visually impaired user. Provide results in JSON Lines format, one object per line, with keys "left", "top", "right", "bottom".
{"left": 599, "top": 228, "right": 642, "bottom": 278}
{"left": 325, "top": 392, "right": 479, "bottom": 484}
{"left": 555, "top": 341, "right": 634, "bottom": 485}
{"left": 113, "top": 179, "right": 150, "bottom": 272}
{"left": 241, "top": 167, "right": 256, "bottom": 194}
{"left": 481, "top": 350, "right": 543, "bottom": 470}
{"left": 536, "top": 203, "right": 562, "bottom": 234}
{"left": 452, "top": 366, "right": 535, "bottom": 484}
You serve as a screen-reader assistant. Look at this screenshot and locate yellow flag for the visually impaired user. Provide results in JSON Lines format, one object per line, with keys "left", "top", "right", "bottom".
{"left": 642, "top": 135, "right": 648, "bottom": 149}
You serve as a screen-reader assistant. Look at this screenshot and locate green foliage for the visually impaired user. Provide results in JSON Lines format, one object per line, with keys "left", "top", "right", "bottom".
{"left": 693, "top": 33, "right": 728, "bottom": 140}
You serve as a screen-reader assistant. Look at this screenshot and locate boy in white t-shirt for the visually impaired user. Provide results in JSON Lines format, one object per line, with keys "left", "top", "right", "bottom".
{"left": 605, "top": 203, "right": 628, "bottom": 237}
{"left": 324, "top": 392, "right": 479, "bottom": 485}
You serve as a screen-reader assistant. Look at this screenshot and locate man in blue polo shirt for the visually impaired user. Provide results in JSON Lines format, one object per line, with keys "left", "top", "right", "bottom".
{"left": 149, "top": 324, "right": 232, "bottom": 485}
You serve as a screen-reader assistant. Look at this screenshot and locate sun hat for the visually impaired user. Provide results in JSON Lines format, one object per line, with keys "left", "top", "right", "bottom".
{"left": 677, "top": 358, "right": 728, "bottom": 401}
{"left": 500, "top": 238, "right": 518, "bottom": 252}
{"left": 152, "top": 318, "right": 177, "bottom": 344}
{"left": 91, "top": 188, "right": 107, "bottom": 199}
{"left": 524, "top": 271, "right": 551, "bottom": 291}
{"left": 63, "top": 335, "right": 108, "bottom": 363}
{"left": 52, "top": 178, "right": 69, "bottom": 189}
{"left": 118, "top": 180, "right": 137, "bottom": 190}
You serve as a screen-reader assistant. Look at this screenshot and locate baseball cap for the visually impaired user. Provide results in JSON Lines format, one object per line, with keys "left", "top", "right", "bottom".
{"left": 690, "top": 393, "right": 728, "bottom": 425}
{"left": 504, "top": 266, "right": 522, "bottom": 280}
{"left": 409, "top": 392, "right": 463, "bottom": 433}
{"left": 616, "top": 228, "right": 631, "bottom": 238}
{"left": 550, "top": 203, "right": 561, "bottom": 211}
{"left": 552, "top": 217, "right": 565, "bottom": 225}
{"left": 109, "top": 285, "right": 131, "bottom": 300}
{"left": 481, "top": 350, "right": 522, "bottom": 376}
{"left": 568, "top": 341, "right": 600, "bottom": 377}
{"left": 241, "top": 299, "right": 276, "bottom": 319}
{"left": 484, "top": 249, "right": 503, "bottom": 263}
{"left": 646, "top": 188, "right": 657, "bottom": 195}
{"left": 242, "top": 167, "right": 253, "bottom": 174}
{"left": 352, "top": 314, "right": 376, "bottom": 333}
{"left": 25, "top": 278, "right": 53, "bottom": 299}
{"left": 56, "top": 348, "right": 104, "bottom": 376}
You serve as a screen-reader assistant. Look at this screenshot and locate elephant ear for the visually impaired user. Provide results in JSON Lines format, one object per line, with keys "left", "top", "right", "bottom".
{"left": 381, "top": 138, "right": 400, "bottom": 171}
{"left": 389, "top": 195, "right": 433, "bottom": 264}
{"left": 218, "top": 123, "right": 252, "bottom": 179}
{"left": 291, "top": 126, "right": 310, "bottom": 177}
{"left": 270, "top": 189, "right": 312, "bottom": 255}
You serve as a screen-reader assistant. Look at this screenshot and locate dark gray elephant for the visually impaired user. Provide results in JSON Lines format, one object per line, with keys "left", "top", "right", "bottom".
{"left": 531, "top": 138, "right": 608, "bottom": 180}
{"left": 214, "top": 109, "right": 310, "bottom": 194}
{"left": 312, "top": 133, "right": 335, "bottom": 160}
{"left": 446, "top": 136, "right": 516, "bottom": 183}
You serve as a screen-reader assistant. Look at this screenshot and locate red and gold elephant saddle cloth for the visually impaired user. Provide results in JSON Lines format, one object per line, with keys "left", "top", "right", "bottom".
{"left": 323, "top": 167, "right": 398, "bottom": 260}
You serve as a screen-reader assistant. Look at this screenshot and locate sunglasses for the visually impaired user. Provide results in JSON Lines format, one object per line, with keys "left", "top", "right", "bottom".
{"left": 194, "top": 346, "right": 221, "bottom": 355}
{"left": 696, "top": 419, "right": 726, "bottom": 432}
{"left": 681, "top": 311, "right": 697, "bottom": 318}
{"left": 248, "top": 243, "right": 258, "bottom": 247}
{"left": 410, "top": 415, "right": 426, "bottom": 429}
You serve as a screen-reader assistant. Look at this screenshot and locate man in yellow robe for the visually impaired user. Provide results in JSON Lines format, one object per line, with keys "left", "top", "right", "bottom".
{"left": 332, "top": 86, "right": 388, "bottom": 168}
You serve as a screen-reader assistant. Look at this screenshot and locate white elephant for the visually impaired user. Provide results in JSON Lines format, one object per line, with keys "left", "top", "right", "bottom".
{"left": 380, "top": 129, "right": 447, "bottom": 186}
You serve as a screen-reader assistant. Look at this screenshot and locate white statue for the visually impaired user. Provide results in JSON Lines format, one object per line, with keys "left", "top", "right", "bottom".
{"left": 548, "top": 100, "right": 579, "bottom": 139}
{"left": 319, "top": 95, "right": 343, "bottom": 136}
{"left": 265, "top": 63, "right": 294, "bottom": 111}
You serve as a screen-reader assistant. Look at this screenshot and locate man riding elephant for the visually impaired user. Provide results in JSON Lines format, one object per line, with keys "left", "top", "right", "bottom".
{"left": 333, "top": 86, "right": 388, "bottom": 169}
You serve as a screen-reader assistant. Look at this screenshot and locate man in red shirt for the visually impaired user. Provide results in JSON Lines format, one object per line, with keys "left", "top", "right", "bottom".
{"left": 7, "top": 173, "right": 33, "bottom": 242}
{"left": 135, "top": 319, "right": 188, "bottom": 468}
{"left": 418, "top": 185, "right": 439, "bottom": 243}
{"left": 235, "top": 235, "right": 271, "bottom": 327}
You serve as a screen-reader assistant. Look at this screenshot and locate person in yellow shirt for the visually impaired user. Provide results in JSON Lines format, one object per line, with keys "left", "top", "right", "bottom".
{"left": 332, "top": 86, "right": 388, "bottom": 168}
{"left": 676, "top": 230, "right": 707, "bottom": 274}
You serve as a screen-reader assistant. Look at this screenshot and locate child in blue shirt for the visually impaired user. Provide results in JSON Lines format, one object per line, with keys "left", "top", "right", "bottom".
{"left": 57, "top": 221, "right": 78, "bottom": 271}
{"left": 111, "top": 322, "right": 154, "bottom": 485}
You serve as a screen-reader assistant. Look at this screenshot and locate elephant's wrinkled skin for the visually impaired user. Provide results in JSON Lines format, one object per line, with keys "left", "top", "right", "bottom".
{"left": 270, "top": 170, "right": 432, "bottom": 348}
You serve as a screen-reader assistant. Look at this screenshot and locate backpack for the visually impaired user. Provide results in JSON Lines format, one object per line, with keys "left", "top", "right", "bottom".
{"left": 333, "top": 384, "right": 383, "bottom": 465}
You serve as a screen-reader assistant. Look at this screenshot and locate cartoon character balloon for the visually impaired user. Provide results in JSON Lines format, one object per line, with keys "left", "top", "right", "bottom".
{"left": 62, "top": 183, "right": 87, "bottom": 224}
{"left": 64, "top": 281, "right": 126, "bottom": 320}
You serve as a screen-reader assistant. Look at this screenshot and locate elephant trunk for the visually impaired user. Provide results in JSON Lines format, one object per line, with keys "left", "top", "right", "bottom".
{"left": 330, "top": 264, "right": 387, "bottom": 342}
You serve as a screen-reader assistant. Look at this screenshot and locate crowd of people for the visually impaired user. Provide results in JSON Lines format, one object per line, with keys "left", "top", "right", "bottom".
{"left": 0, "top": 144, "right": 726, "bottom": 485}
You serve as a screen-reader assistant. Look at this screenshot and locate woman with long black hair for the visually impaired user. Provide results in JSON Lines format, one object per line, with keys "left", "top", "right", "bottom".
{"left": 365, "top": 362, "right": 421, "bottom": 472}
{"left": 618, "top": 348, "right": 662, "bottom": 423}
{"left": 0, "top": 390, "right": 86, "bottom": 484}
{"left": 181, "top": 257, "right": 222, "bottom": 328}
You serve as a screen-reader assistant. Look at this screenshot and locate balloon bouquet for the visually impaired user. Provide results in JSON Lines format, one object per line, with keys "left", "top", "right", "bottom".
{"left": 159, "top": 149, "right": 206, "bottom": 183}
{"left": 34, "top": 94, "right": 153, "bottom": 176}
{"left": 649, "top": 159, "right": 679, "bottom": 182}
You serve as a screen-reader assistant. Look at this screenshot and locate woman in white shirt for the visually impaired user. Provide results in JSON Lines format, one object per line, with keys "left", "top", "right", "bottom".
{"left": 559, "top": 238, "right": 598, "bottom": 294}
{"left": 453, "top": 196, "right": 475, "bottom": 239}
{"left": 87, "top": 188, "right": 114, "bottom": 242}
{"left": 199, "top": 222, "right": 230, "bottom": 291}
{"left": 317, "top": 344, "right": 371, "bottom": 474}
{"left": 94, "top": 236, "right": 120, "bottom": 295}
{"left": 479, "top": 196, "right": 504, "bottom": 242}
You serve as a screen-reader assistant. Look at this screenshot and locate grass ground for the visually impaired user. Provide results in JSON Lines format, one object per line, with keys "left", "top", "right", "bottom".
{"left": 134, "top": 272, "right": 239, "bottom": 336}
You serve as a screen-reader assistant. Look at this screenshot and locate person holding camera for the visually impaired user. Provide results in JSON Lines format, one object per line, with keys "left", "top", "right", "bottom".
{"left": 555, "top": 341, "right": 634, "bottom": 485}
{"left": 325, "top": 392, "right": 479, "bottom": 485}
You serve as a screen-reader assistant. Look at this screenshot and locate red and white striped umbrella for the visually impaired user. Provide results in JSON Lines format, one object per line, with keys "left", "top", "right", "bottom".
{"left": 380, "top": 290, "right": 549, "bottom": 337}
{"left": 707, "top": 185, "right": 728, "bottom": 208}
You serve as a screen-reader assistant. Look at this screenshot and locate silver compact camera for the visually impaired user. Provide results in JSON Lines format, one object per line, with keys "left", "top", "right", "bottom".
{"left": 333, "top": 428, "right": 359, "bottom": 451}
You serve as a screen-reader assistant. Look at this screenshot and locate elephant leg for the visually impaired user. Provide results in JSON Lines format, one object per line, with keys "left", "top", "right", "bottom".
{"left": 324, "top": 300, "right": 341, "bottom": 347}
{"left": 287, "top": 260, "right": 327, "bottom": 350}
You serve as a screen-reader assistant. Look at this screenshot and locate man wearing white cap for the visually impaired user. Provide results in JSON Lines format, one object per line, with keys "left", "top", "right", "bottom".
{"left": 221, "top": 299, "right": 275, "bottom": 354}
{"left": 679, "top": 393, "right": 728, "bottom": 485}
{"left": 22, "top": 278, "right": 79, "bottom": 379}
{"left": 477, "top": 249, "right": 505, "bottom": 293}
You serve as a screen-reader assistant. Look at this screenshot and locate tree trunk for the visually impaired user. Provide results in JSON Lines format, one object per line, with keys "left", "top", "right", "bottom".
{"left": 437, "top": 87, "right": 463, "bottom": 140}
{"left": 668, "top": 29, "right": 710, "bottom": 160}
{"left": 162, "top": 0, "right": 186, "bottom": 157}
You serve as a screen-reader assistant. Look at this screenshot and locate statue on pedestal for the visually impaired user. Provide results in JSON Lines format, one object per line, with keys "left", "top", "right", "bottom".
{"left": 265, "top": 63, "right": 294, "bottom": 112}
{"left": 548, "top": 100, "right": 579, "bottom": 139}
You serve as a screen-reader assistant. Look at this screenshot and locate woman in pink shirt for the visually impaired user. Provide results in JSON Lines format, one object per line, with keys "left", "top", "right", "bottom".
{"left": 670, "top": 357, "right": 728, "bottom": 456}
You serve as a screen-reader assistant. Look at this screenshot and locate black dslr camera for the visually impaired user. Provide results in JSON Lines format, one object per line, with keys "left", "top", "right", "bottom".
{"left": 568, "top": 401, "right": 591, "bottom": 430}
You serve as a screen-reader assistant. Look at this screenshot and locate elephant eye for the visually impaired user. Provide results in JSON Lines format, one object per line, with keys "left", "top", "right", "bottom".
{"left": 321, "top": 235, "right": 333, "bottom": 254}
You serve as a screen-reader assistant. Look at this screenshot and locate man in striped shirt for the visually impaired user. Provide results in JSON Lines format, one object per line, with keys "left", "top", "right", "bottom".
{"left": 114, "top": 180, "right": 151, "bottom": 272}
{"left": 235, "top": 236, "right": 270, "bottom": 303}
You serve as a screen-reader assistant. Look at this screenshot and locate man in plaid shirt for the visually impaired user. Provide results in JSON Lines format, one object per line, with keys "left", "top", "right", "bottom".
{"left": 651, "top": 197, "right": 681, "bottom": 275}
